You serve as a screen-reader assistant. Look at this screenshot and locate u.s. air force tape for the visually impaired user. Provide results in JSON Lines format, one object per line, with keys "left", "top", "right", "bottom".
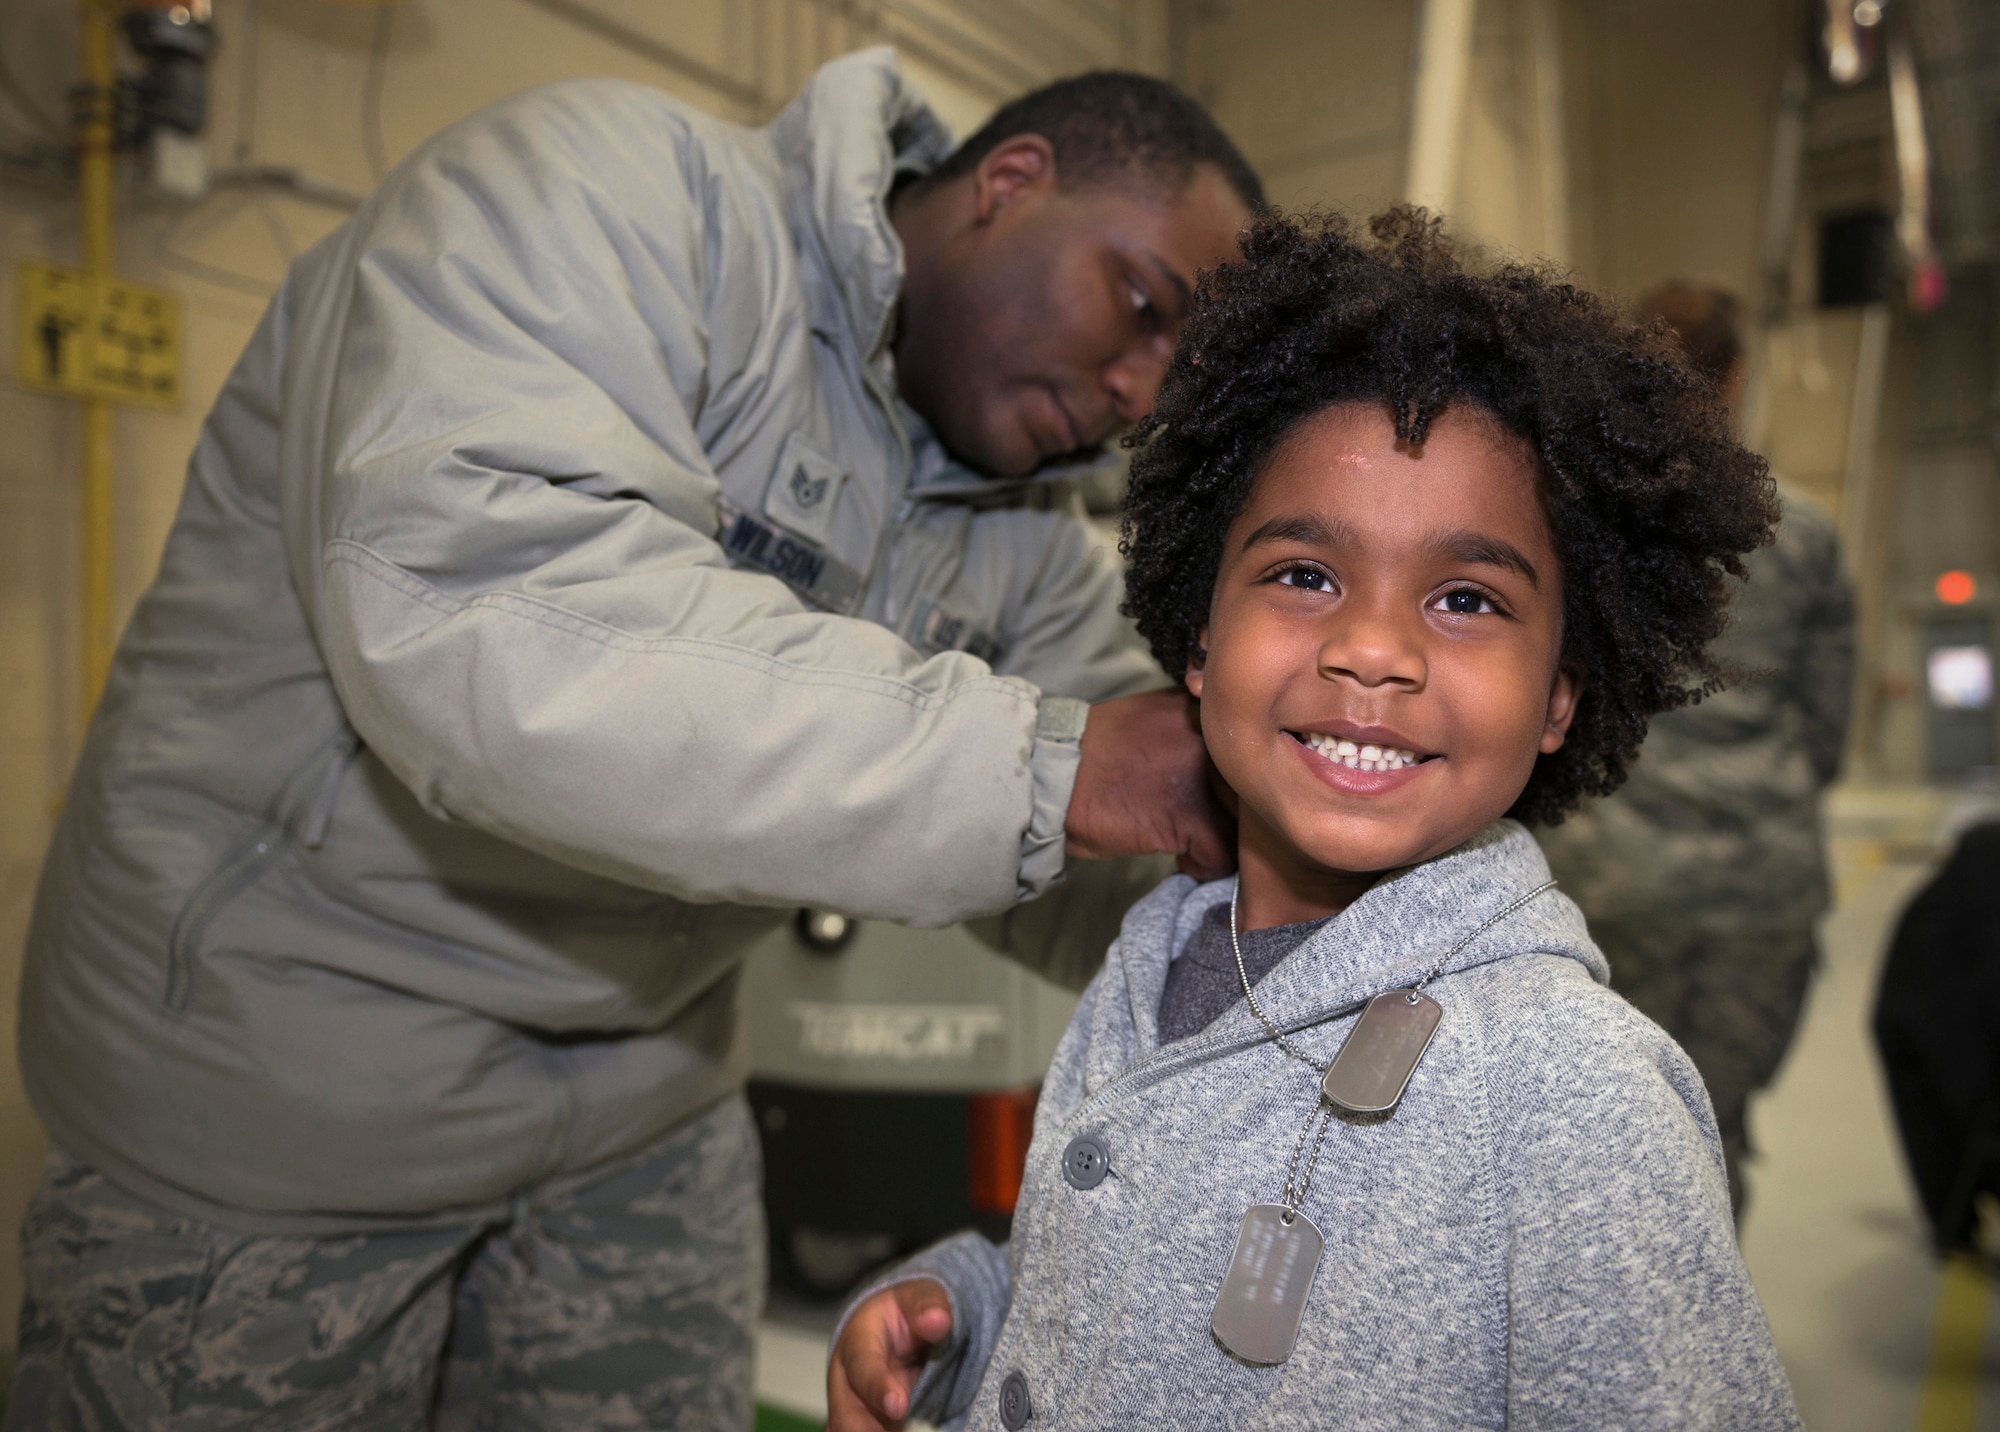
{"left": 714, "top": 497, "right": 865, "bottom": 615}
{"left": 910, "top": 595, "right": 1006, "bottom": 665}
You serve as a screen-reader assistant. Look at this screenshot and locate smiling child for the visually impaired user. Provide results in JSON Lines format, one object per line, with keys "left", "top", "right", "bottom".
{"left": 827, "top": 210, "right": 1803, "bottom": 1431}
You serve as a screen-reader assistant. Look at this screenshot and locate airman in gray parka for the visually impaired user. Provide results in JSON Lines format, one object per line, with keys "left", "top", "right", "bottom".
{"left": 8, "top": 52, "right": 1261, "bottom": 1430}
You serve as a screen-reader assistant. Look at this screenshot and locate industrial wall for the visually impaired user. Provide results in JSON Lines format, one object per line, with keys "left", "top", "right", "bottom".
{"left": 1189, "top": 0, "right": 1793, "bottom": 303}
{"left": 1194, "top": 0, "right": 1998, "bottom": 783}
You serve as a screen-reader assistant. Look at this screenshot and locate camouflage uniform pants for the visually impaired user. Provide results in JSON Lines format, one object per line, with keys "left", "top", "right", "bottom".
{"left": 5, "top": 1096, "right": 764, "bottom": 1432}
{"left": 1593, "top": 917, "right": 1821, "bottom": 1214}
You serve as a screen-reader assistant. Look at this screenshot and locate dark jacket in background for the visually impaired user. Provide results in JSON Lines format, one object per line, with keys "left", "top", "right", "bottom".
{"left": 1875, "top": 821, "right": 2000, "bottom": 1250}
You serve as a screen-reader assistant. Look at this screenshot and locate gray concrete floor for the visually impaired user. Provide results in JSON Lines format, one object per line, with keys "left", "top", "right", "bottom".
{"left": 1742, "top": 780, "right": 2000, "bottom": 1432}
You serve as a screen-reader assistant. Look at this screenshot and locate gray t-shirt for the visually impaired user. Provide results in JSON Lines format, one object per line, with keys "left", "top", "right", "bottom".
{"left": 1157, "top": 903, "right": 1330, "bottom": 1043}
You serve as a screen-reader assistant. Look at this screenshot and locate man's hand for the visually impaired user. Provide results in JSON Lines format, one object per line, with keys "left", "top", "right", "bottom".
{"left": 828, "top": 1277, "right": 954, "bottom": 1432}
{"left": 1066, "top": 689, "right": 1235, "bottom": 882}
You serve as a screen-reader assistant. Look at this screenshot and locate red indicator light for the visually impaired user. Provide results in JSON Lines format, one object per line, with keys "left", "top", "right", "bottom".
{"left": 1937, "top": 570, "right": 1977, "bottom": 605}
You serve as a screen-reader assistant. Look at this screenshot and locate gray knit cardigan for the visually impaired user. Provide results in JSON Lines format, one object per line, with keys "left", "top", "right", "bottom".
{"left": 844, "top": 821, "right": 1801, "bottom": 1430}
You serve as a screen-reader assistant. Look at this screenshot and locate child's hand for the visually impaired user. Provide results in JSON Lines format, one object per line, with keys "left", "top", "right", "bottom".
{"left": 827, "top": 1276, "right": 954, "bottom": 1431}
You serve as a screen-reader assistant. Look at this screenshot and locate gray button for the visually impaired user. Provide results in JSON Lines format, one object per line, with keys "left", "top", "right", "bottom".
{"left": 999, "top": 1369, "right": 1032, "bottom": 1429}
{"left": 1061, "top": 1134, "right": 1110, "bottom": 1190}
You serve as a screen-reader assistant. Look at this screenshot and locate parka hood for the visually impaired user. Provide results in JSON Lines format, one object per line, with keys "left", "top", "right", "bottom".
{"left": 768, "top": 47, "right": 951, "bottom": 367}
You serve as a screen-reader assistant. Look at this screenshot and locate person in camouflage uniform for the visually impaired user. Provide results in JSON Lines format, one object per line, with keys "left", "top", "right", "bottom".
{"left": 6, "top": 56, "right": 1261, "bottom": 1431}
{"left": 9, "top": 1101, "right": 763, "bottom": 1431}
{"left": 1537, "top": 283, "right": 1855, "bottom": 1215}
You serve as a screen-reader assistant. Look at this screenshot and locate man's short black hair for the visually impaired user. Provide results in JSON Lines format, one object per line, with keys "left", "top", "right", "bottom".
{"left": 926, "top": 71, "right": 1265, "bottom": 214}
{"left": 1121, "top": 208, "right": 1779, "bottom": 826}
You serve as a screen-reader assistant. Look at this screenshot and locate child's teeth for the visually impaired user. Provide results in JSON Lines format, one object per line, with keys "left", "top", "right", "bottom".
{"left": 1302, "top": 734, "right": 1423, "bottom": 771}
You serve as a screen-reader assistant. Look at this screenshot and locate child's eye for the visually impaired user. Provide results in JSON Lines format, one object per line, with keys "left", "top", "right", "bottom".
{"left": 1275, "top": 565, "right": 1333, "bottom": 593}
{"left": 1435, "top": 588, "right": 1497, "bottom": 615}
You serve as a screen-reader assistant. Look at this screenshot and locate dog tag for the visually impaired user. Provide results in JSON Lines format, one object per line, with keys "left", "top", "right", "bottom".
{"left": 1320, "top": 989, "right": 1443, "bottom": 1115}
{"left": 1212, "top": 1203, "right": 1324, "bottom": 1365}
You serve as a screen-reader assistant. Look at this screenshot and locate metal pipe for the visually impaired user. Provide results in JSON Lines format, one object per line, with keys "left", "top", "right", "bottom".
{"left": 79, "top": 0, "right": 117, "bottom": 718}
{"left": 210, "top": 164, "right": 365, "bottom": 211}
{"left": 516, "top": 0, "right": 763, "bottom": 116}
{"left": 1741, "top": 57, "right": 1810, "bottom": 455}
{"left": 1886, "top": 22, "right": 1944, "bottom": 311}
{"left": 1525, "top": 0, "right": 1568, "bottom": 264}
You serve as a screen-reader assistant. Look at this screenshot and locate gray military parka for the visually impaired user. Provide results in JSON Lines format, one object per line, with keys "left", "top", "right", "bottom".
{"left": 19, "top": 51, "right": 1159, "bottom": 1232}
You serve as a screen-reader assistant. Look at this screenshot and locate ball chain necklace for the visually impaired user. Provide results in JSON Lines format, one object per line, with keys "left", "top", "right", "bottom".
{"left": 1209, "top": 878, "right": 1557, "bottom": 1366}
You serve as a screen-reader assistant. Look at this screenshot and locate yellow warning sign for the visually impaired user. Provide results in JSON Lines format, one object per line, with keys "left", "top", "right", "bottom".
{"left": 17, "top": 261, "right": 89, "bottom": 392}
{"left": 16, "top": 260, "right": 181, "bottom": 409}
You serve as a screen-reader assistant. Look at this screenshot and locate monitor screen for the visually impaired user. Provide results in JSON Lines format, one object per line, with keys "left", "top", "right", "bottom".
{"left": 1928, "top": 645, "right": 1994, "bottom": 710}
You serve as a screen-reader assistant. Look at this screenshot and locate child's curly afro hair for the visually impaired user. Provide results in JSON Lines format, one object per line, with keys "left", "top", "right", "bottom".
{"left": 1120, "top": 208, "right": 1779, "bottom": 826}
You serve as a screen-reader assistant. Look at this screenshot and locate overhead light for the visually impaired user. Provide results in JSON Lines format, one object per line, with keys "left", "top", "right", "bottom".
{"left": 1823, "top": 0, "right": 1882, "bottom": 84}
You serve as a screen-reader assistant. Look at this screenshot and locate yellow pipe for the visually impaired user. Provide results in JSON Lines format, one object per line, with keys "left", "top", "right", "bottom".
{"left": 78, "top": 0, "right": 117, "bottom": 717}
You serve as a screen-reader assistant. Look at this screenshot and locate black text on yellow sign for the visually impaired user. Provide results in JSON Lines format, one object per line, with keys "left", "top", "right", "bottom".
{"left": 16, "top": 260, "right": 182, "bottom": 409}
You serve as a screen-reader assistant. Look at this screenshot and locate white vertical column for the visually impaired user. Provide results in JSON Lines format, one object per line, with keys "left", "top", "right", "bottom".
{"left": 1405, "top": 0, "right": 1478, "bottom": 215}
{"left": 1525, "top": 0, "right": 1570, "bottom": 264}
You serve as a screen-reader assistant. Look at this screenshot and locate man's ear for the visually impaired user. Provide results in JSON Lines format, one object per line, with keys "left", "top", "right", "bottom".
{"left": 971, "top": 134, "right": 1058, "bottom": 224}
{"left": 1185, "top": 625, "right": 1210, "bottom": 698}
{"left": 1538, "top": 664, "right": 1583, "bottom": 753}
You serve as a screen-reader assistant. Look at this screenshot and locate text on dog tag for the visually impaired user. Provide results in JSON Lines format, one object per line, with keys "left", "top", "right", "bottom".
{"left": 1211, "top": 1203, "right": 1324, "bottom": 1365}
{"left": 1319, "top": 989, "right": 1443, "bottom": 1115}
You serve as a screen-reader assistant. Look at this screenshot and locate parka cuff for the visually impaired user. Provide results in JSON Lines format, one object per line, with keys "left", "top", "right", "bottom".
{"left": 1021, "top": 697, "right": 1089, "bottom": 900}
